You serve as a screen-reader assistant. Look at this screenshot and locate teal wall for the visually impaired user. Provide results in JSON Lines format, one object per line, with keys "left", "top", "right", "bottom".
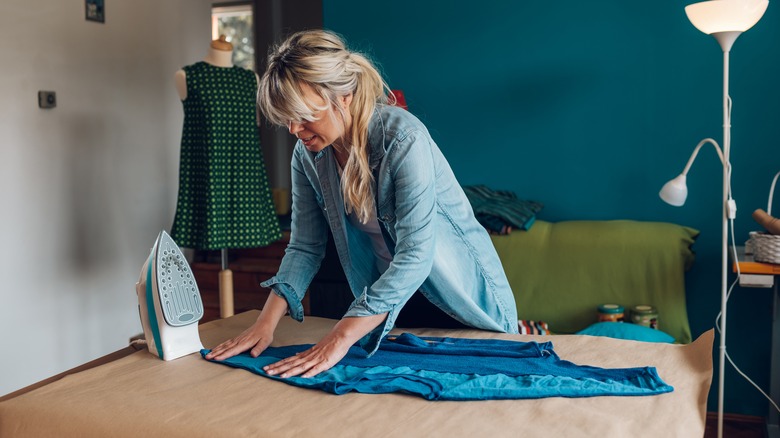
{"left": 323, "top": 1, "right": 780, "bottom": 416}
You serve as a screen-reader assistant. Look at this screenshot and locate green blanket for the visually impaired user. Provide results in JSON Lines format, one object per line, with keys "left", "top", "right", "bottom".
{"left": 490, "top": 220, "right": 698, "bottom": 343}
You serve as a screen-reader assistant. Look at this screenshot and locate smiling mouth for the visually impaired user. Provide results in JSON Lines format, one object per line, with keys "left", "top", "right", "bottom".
{"left": 300, "top": 135, "right": 315, "bottom": 144}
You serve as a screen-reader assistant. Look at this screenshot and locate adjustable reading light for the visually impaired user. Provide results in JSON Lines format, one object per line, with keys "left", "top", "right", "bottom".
{"left": 659, "top": 139, "right": 726, "bottom": 207}
{"left": 662, "top": 2, "right": 768, "bottom": 437}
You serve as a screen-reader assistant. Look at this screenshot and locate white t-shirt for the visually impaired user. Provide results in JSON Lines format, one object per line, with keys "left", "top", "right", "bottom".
{"left": 337, "top": 161, "right": 393, "bottom": 274}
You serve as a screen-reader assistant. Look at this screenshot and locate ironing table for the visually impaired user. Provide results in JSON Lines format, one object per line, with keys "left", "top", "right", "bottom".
{"left": 0, "top": 310, "right": 713, "bottom": 437}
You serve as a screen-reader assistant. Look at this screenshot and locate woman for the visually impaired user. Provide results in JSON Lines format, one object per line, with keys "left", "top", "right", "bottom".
{"left": 206, "top": 30, "right": 518, "bottom": 378}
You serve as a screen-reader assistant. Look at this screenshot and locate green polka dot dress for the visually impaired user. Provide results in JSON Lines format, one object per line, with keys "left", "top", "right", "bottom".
{"left": 171, "top": 62, "right": 281, "bottom": 250}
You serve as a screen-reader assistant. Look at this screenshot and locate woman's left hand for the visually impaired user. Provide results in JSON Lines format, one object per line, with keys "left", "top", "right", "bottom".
{"left": 263, "top": 313, "right": 387, "bottom": 378}
{"left": 263, "top": 331, "right": 350, "bottom": 378}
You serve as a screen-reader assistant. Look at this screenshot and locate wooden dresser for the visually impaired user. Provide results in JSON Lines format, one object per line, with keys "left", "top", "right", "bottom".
{"left": 191, "top": 231, "right": 311, "bottom": 323}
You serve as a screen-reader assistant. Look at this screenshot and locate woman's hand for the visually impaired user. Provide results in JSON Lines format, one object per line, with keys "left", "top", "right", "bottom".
{"left": 264, "top": 313, "right": 388, "bottom": 378}
{"left": 263, "top": 330, "right": 351, "bottom": 378}
{"left": 205, "top": 319, "right": 275, "bottom": 361}
{"left": 205, "top": 292, "right": 290, "bottom": 361}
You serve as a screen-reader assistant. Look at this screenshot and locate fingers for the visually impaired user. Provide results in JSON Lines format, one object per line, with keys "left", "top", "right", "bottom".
{"left": 264, "top": 349, "right": 332, "bottom": 379}
{"left": 206, "top": 338, "right": 238, "bottom": 359}
{"left": 205, "top": 333, "right": 270, "bottom": 361}
{"left": 205, "top": 338, "right": 244, "bottom": 361}
{"left": 205, "top": 320, "right": 275, "bottom": 361}
{"left": 250, "top": 344, "right": 266, "bottom": 358}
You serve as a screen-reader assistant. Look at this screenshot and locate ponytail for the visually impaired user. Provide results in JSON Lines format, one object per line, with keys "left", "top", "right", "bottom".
{"left": 338, "top": 52, "right": 390, "bottom": 222}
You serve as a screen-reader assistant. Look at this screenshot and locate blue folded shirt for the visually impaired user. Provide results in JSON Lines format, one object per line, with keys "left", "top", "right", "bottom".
{"left": 202, "top": 333, "right": 672, "bottom": 401}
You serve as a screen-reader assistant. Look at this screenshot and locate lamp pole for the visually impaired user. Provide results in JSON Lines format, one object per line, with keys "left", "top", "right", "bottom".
{"left": 718, "top": 46, "right": 730, "bottom": 438}
{"left": 671, "top": 2, "right": 768, "bottom": 436}
{"left": 713, "top": 32, "right": 739, "bottom": 438}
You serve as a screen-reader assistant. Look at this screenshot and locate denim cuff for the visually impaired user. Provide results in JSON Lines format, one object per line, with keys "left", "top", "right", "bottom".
{"left": 345, "top": 289, "right": 401, "bottom": 356}
{"left": 259, "top": 278, "right": 305, "bottom": 322}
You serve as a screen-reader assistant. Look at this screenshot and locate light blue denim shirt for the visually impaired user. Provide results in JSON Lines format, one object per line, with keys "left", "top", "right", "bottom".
{"left": 261, "top": 105, "right": 518, "bottom": 354}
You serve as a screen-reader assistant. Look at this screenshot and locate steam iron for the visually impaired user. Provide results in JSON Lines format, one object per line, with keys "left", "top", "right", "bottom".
{"left": 135, "top": 230, "right": 204, "bottom": 360}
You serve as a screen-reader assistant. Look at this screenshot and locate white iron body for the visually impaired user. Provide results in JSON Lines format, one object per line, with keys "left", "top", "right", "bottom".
{"left": 135, "top": 230, "right": 204, "bottom": 361}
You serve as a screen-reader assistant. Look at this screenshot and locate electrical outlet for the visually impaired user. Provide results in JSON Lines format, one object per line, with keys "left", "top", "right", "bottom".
{"left": 38, "top": 91, "right": 56, "bottom": 109}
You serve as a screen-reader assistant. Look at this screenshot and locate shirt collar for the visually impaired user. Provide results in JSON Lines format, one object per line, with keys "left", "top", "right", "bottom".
{"left": 367, "top": 105, "right": 387, "bottom": 170}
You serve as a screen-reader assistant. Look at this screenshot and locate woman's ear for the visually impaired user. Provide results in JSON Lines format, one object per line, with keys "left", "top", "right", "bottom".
{"left": 340, "top": 93, "right": 353, "bottom": 110}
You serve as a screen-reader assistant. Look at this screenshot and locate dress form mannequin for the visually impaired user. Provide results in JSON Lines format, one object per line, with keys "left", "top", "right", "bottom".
{"left": 172, "top": 35, "right": 278, "bottom": 318}
{"left": 177, "top": 35, "right": 237, "bottom": 317}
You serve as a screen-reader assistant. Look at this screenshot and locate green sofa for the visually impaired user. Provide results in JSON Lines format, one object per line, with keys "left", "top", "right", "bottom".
{"left": 490, "top": 220, "right": 699, "bottom": 343}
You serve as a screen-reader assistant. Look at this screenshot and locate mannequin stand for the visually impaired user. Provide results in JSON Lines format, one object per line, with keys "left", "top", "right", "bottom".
{"left": 219, "top": 248, "right": 234, "bottom": 318}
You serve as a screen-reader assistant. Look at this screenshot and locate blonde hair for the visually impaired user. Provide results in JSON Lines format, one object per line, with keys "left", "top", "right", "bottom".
{"left": 258, "top": 29, "right": 393, "bottom": 223}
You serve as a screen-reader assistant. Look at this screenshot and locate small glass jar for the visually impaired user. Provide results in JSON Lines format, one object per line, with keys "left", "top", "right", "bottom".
{"left": 631, "top": 305, "right": 659, "bottom": 329}
{"left": 597, "top": 304, "right": 625, "bottom": 322}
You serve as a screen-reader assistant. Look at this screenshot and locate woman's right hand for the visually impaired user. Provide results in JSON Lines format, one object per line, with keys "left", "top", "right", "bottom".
{"left": 205, "top": 318, "right": 275, "bottom": 361}
{"left": 205, "top": 292, "right": 290, "bottom": 361}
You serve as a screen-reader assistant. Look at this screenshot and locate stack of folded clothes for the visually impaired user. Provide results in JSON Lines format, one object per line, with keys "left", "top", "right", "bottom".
{"left": 462, "top": 185, "right": 543, "bottom": 234}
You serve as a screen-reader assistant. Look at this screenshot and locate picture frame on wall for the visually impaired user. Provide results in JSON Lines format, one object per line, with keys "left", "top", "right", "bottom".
{"left": 85, "top": 0, "right": 104, "bottom": 23}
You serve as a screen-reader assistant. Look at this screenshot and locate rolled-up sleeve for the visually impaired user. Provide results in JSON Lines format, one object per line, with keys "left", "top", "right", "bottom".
{"left": 261, "top": 144, "right": 328, "bottom": 320}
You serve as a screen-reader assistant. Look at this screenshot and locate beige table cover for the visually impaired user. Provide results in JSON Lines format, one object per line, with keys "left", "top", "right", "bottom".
{"left": 0, "top": 311, "right": 713, "bottom": 437}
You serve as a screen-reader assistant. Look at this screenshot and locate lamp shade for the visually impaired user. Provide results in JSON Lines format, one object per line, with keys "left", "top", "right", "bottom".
{"left": 685, "top": 0, "right": 769, "bottom": 34}
{"left": 660, "top": 174, "right": 689, "bottom": 207}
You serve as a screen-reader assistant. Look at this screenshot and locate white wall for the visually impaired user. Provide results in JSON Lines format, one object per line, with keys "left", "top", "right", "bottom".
{"left": 0, "top": 0, "right": 213, "bottom": 396}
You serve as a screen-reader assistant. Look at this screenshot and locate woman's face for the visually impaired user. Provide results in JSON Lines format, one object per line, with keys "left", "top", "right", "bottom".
{"left": 287, "top": 83, "right": 352, "bottom": 153}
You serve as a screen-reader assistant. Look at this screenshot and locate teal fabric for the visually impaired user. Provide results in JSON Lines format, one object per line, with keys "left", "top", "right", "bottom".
{"left": 491, "top": 220, "right": 699, "bottom": 343}
{"left": 201, "top": 333, "right": 672, "bottom": 400}
{"left": 577, "top": 322, "right": 676, "bottom": 344}
{"left": 463, "top": 185, "right": 543, "bottom": 233}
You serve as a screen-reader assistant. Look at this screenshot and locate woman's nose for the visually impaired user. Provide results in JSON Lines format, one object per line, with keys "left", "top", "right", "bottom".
{"left": 288, "top": 121, "right": 303, "bottom": 135}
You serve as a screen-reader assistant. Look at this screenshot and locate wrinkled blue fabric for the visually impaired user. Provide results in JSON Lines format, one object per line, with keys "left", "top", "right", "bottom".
{"left": 201, "top": 333, "right": 673, "bottom": 401}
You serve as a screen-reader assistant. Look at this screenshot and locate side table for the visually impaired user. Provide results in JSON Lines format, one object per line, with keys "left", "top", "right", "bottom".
{"left": 732, "top": 246, "right": 780, "bottom": 438}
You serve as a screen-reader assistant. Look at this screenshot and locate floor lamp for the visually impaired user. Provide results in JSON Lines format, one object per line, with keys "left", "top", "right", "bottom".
{"left": 659, "top": 1, "right": 768, "bottom": 437}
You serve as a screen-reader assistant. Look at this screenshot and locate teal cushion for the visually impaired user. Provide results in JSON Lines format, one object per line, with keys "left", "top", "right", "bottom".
{"left": 576, "top": 322, "right": 675, "bottom": 343}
